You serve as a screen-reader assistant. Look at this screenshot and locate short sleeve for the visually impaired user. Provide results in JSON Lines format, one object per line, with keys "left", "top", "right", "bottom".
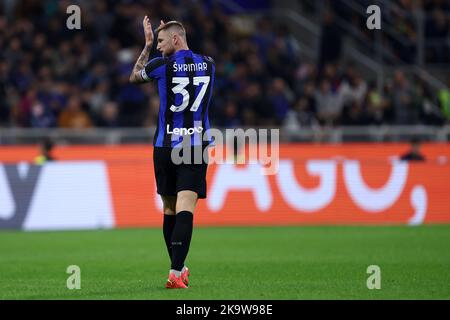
{"left": 141, "top": 57, "right": 167, "bottom": 81}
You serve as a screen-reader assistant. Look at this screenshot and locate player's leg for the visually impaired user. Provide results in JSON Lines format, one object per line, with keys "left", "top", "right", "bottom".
{"left": 170, "top": 146, "right": 208, "bottom": 274}
{"left": 167, "top": 190, "right": 198, "bottom": 287}
{"left": 166, "top": 145, "right": 208, "bottom": 288}
{"left": 170, "top": 190, "right": 198, "bottom": 272}
{"left": 161, "top": 195, "right": 177, "bottom": 262}
{"left": 153, "top": 146, "right": 186, "bottom": 288}
{"left": 163, "top": 194, "right": 190, "bottom": 289}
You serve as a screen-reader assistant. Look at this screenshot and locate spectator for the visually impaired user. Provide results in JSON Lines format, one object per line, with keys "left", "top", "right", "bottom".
{"left": 58, "top": 96, "right": 92, "bottom": 129}
{"left": 30, "top": 100, "right": 56, "bottom": 128}
{"left": 0, "top": 60, "right": 10, "bottom": 126}
{"left": 217, "top": 100, "right": 241, "bottom": 128}
{"left": 283, "top": 97, "right": 319, "bottom": 130}
{"left": 268, "top": 78, "right": 294, "bottom": 124}
{"left": 338, "top": 70, "right": 368, "bottom": 108}
{"left": 88, "top": 82, "right": 110, "bottom": 117}
{"left": 365, "top": 83, "right": 389, "bottom": 125}
{"left": 34, "top": 138, "right": 56, "bottom": 165}
{"left": 318, "top": 10, "right": 342, "bottom": 67}
{"left": 412, "top": 78, "right": 444, "bottom": 125}
{"left": 392, "top": 70, "right": 419, "bottom": 124}
{"left": 252, "top": 16, "right": 275, "bottom": 62}
{"left": 400, "top": 138, "right": 426, "bottom": 161}
{"left": 240, "top": 82, "right": 273, "bottom": 126}
{"left": 439, "top": 77, "right": 450, "bottom": 123}
{"left": 341, "top": 101, "right": 368, "bottom": 126}
{"left": 315, "top": 79, "right": 342, "bottom": 126}
{"left": 96, "top": 101, "right": 119, "bottom": 128}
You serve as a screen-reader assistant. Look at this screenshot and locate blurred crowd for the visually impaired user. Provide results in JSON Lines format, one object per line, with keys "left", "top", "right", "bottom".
{"left": 0, "top": 0, "right": 449, "bottom": 131}
{"left": 307, "top": 0, "right": 450, "bottom": 65}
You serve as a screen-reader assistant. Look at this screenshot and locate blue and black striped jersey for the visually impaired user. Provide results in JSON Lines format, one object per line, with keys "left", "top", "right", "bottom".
{"left": 141, "top": 49, "right": 215, "bottom": 148}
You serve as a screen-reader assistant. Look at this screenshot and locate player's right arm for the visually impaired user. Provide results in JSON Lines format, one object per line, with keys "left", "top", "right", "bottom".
{"left": 129, "top": 15, "right": 156, "bottom": 84}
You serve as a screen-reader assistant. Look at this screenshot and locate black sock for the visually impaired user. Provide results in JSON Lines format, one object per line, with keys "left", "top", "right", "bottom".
{"left": 163, "top": 214, "right": 176, "bottom": 262}
{"left": 170, "top": 211, "right": 193, "bottom": 271}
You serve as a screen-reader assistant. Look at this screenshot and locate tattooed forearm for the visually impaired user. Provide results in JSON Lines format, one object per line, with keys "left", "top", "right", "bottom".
{"left": 129, "top": 45, "right": 151, "bottom": 84}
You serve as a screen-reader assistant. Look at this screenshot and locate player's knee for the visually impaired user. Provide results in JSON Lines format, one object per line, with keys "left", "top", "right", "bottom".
{"left": 163, "top": 201, "right": 176, "bottom": 215}
{"left": 163, "top": 207, "right": 176, "bottom": 215}
{"left": 162, "top": 196, "right": 176, "bottom": 215}
{"left": 176, "top": 190, "right": 198, "bottom": 213}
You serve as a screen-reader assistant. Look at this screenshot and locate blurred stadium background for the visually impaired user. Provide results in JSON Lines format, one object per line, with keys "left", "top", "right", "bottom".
{"left": 0, "top": 0, "right": 449, "bottom": 299}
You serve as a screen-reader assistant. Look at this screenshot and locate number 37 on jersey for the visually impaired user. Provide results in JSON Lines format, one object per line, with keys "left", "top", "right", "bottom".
{"left": 170, "top": 76, "right": 210, "bottom": 113}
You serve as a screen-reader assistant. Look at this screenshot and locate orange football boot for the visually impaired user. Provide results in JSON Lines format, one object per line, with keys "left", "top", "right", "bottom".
{"left": 181, "top": 267, "right": 190, "bottom": 286}
{"left": 165, "top": 272, "right": 188, "bottom": 289}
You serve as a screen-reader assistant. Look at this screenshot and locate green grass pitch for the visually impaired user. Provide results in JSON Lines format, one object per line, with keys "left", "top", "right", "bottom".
{"left": 0, "top": 225, "right": 449, "bottom": 299}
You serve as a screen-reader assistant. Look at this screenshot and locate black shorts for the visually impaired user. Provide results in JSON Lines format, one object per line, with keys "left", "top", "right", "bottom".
{"left": 153, "top": 145, "right": 209, "bottom": 199}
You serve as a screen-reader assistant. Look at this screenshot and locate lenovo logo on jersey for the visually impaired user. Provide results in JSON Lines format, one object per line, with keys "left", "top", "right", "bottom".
{"left": 167, "top": 125, "right": 203, "bottom": 136}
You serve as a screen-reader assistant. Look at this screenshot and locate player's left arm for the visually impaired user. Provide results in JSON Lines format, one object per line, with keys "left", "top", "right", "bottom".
{"left": 129, "top": 15, "right": 158, "bottom": 84}
{"left": 129, "top": 45, "right": 152, "bottom": 84}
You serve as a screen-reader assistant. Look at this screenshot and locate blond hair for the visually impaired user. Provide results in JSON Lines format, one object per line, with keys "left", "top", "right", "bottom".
{"left": 156, "top": 21, "right": 187, "bottom": 42}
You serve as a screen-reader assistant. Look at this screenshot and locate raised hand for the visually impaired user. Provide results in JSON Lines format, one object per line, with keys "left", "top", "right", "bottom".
{"left": 143, "top": 15, "right": 154, "bottom": 46}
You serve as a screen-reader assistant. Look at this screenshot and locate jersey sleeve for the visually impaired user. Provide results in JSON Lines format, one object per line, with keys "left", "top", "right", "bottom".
{"left": 140, "top": 57, "right": 166, "bottom": 82}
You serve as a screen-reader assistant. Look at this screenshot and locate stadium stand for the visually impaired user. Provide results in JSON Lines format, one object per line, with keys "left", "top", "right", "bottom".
{"left": 0, "top": 0, "right": 448, "bottom": 142}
